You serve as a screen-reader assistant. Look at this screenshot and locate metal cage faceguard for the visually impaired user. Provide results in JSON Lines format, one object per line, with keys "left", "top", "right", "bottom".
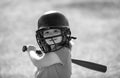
{"left": 36, "top": 27, "right": 71, "bottom": 53}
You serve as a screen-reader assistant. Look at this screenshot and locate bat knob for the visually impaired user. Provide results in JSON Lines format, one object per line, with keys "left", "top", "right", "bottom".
{"left": 22, "top": 45, "right": 27, "bottom": 52}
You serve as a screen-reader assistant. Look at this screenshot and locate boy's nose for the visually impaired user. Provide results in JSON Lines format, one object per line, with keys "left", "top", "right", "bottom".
{"left": 49, "top": 38, "right": 57, "bottom": 41}
{"left": 49, "top": 32, "right": 56, "bottom": 36}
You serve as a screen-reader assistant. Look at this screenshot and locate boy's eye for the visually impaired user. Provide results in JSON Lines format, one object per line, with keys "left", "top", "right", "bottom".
{"left": 44, "top": 31, "right": 49, "bottom": 34}
{"left": 54, "top": 29, "right": 61, "bottom": 33}
{"left": 54, "top": 30, "right": 58, "bottom": 33}
{"left": 43, "top": 29, "right": 61, "bottom": 37}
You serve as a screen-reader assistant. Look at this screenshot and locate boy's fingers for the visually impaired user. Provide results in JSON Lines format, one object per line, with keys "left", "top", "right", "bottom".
{"left": 27, "top": 46, "right": 36, "bottom": 52}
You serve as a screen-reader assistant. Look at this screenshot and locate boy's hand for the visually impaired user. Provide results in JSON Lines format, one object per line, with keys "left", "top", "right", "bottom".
{"left": 22, "top": 45, "right": 45, "bottom": 60}
{"left": 27, "top": 45, "right": 36, "bottom": 52}
{"left": 22, "top": 45, "right": 42, "bottom": 54}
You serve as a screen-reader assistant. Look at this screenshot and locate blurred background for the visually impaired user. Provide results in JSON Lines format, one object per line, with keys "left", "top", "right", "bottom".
{"left": 0, "top": 0, "right": 120, "bottom": 78}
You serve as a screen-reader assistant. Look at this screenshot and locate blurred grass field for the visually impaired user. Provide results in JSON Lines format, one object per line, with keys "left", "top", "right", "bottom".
{"left": 0, "top": 0, "right": 120, "bottom": 78}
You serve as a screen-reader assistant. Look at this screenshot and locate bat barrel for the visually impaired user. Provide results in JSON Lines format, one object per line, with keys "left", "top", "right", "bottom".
{"left": 72, "top": 59, "right": 107, "bottom": 73}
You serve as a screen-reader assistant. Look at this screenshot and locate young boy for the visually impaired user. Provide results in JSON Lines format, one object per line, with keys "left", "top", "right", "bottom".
{"left": 26, "top": 11, "right": 75, "bottom": 78}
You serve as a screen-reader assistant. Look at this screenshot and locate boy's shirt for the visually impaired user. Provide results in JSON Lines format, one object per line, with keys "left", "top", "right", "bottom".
{"left": 28, "top": 47, "right": 72, "bottom": 78}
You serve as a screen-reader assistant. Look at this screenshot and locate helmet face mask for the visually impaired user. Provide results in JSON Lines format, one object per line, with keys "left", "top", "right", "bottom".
{"left": 36, "top": 26, "right": 71, "bottom": 53}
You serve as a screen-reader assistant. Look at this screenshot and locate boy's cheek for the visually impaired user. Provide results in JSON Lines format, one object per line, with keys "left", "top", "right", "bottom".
{"left": 57, "top": 36, "right": 62, "bottom": 43}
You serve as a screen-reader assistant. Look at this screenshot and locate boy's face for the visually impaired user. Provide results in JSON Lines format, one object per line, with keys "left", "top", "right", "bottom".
{"left": 43, "top": 29, "right": 62, "bottom": 45}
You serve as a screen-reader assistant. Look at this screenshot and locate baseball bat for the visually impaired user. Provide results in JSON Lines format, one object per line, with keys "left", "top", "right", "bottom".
{"left": 22, "top": 46, "right": 107, "bottom": 73}
{"left": 72, "top": 59, "right": 107, "bottom": 73}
